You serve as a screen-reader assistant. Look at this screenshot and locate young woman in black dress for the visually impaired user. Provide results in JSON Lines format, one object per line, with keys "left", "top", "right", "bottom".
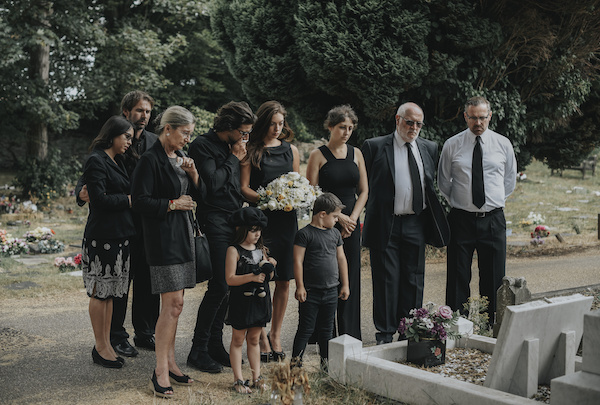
{"left": 305, "top": 105, "right": 368, "bottom": 340}
{"left": 240, "top": 101, "right": 300, "bottom": 360}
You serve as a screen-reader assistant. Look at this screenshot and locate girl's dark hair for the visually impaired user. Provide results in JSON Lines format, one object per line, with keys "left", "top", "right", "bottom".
{"left": 231, "top": 225, "right": 268, "bottom": 254}
{"left": 323, "top": 104, "right": 358, "bottom": 130}
{"left": 89, "top": 116, "right": 133, "bottom": 152}
{"left": 245, "top": 100, "right": 294, "bottom": 169}
{"left": 213, "top": 101, "right": 256, "bottom": 132}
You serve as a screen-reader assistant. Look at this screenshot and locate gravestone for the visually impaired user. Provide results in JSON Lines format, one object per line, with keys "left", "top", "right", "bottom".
{"left": 484, "top": 294, "right": 593, "bottom": 398}
{"left": 493, "top": 276, "right": 532, "bottom": 337}
{"left": 551, "top": 308, "right": 600, "bottom": 404}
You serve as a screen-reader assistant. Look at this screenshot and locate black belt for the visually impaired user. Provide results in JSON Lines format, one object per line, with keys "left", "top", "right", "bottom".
{"left": 453, "top": 207, "right": 503, "bottom": 218}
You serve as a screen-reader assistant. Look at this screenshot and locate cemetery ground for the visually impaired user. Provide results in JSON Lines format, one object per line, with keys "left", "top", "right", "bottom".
{"left": 0, "top": 159, "right": 599, "bottom": 404}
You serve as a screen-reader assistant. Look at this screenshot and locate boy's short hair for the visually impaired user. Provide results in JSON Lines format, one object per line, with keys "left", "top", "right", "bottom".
{"left": 313, "top": 192, "right": 345, "bottom": 215}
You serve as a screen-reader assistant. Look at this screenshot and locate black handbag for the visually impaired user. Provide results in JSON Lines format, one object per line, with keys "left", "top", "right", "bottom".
{"left": 192, "top": 211, "right": 212, "bottom": 283}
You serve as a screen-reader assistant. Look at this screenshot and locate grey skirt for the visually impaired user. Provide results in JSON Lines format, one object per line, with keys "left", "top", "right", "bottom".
{"left": 149, "top": 218, "right": 196, "bottom": 294}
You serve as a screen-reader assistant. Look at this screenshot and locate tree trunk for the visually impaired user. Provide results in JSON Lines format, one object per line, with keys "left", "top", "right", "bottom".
{"left": 26, "top": 2, "right": 52, "bottom": 161}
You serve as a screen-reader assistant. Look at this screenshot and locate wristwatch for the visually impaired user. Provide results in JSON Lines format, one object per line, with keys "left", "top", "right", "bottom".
{"left": 169, "top": 200, "right": 176, "bottom": 211}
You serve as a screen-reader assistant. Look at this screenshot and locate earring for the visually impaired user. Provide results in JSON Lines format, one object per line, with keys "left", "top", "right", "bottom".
{"left": 166, "top": 132, "right": 170, "bottom": 137}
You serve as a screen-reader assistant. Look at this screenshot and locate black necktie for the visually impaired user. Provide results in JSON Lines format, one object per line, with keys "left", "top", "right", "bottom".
{"left": 406, "top": 143, "right": 423, "bottom": 215}
{"left": 472, "top": 136, "right": 485, "bottom": 208}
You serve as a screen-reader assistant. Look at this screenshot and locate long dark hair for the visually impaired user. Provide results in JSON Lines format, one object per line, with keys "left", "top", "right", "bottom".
{"left": 231, "top": 225, "right": 268, "bottom": 254}
{"left": 245, "top": 101, "right": 294, "bottom": 169}
{"left": 89, "top": 116, "right": 132, "bottom": 152}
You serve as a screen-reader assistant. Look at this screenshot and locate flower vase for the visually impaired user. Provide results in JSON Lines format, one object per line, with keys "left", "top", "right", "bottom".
{"left": 407, "top": 338, "right": 446, "bottom": 367}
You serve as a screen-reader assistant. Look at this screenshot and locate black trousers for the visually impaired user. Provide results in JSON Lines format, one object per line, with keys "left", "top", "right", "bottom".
{"left": 110, "top": 235, "right": 159, "bottom": 344}
{"left": 191, "top": 213, "right": 232, "bottom": 351}
{"left": 445, "top": 208, "right": 506, "bottom": 324}
{"left": 292, "top": 287, "right": 338, "bottom": 360}
{"left": 370, "top": 214, "right": 425, "bottom": 342}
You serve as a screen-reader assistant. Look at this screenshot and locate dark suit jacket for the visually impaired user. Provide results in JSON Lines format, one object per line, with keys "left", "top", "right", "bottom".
{"left": 361, "top": 133, "right": 450, "bottom": 249}
{"left": 131, "top": 140, "right": 203, "bottom": 267}
{"left": 82, "top": 148, "right": 135, "bottom": 240}
{"left": 76, "top": 129, "right": 158, "bottom": 206}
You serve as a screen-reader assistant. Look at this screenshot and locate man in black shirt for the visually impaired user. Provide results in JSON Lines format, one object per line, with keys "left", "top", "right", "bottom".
{"left": 77, "top": 91, "right": 160, "bottom": 357}
{"left": 187, "top": 101, "right": 256, "bottom": 373}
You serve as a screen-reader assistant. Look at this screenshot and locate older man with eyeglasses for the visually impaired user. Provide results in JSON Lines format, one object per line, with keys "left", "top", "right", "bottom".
{"left": 438, "top": 96, "right": 517, "bottom": 326}
{"left": 362, "top": 102, "right": 450, "bottom": 345}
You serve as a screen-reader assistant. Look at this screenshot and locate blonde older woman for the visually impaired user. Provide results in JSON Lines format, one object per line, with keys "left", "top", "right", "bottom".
{"left": 132, "top": 106, "right": 202, "bottom": 398}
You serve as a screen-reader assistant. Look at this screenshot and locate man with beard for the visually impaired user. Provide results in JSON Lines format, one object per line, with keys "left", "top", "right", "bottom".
{"left": 361, "top": 102, "right": 449, "bottom": 345}
{"left": 77, "top": 90, "right": 160, "bottom": 357}
{"left": 187, "top": 101, "right": 256, "bottom": 373}
{"left": 438, "top": 96, "right": 517, "bottom": 325}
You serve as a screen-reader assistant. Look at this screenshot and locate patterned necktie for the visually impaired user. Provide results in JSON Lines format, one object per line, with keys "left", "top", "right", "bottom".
{"left": 472, "top": 136, "right": 485, "bottom": 208}
{"left": 406, "top": 143, "right": 423, "bottom": 215}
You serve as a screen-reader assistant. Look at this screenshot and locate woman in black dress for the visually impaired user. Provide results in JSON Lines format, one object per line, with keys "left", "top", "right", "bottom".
{"left": 240, "top": 101, "right": 300, "bottom": 360}
{"left": 82, "top": 115, "right": 135, "bottom": 369}
{"left": 306, "top": 105, "right": 368, "bottom": 340}
{"left": 132, "top": 106, "right": 201, "bottom": 398}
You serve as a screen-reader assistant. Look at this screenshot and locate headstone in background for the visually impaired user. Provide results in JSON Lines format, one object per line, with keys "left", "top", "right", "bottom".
{"left": 493, "top": 276, "right": 531, "bottom": 337}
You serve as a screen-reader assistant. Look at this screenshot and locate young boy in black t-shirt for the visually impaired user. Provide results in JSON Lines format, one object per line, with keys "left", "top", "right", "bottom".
{"left": 291, "top": 192, "right": 349, "bottom": 368}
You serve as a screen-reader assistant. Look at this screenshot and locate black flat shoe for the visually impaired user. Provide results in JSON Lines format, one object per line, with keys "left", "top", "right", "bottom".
{"left": 150, "top": 370, "right": 173, "bottom": 398}
{"left": 169, "top": 371, "right": 193, "bottom": 386}
{"left": 187, "top": 350, "right": 223, "bottom": 373}
{"left": 207, "top": 344, "right": 231, "bottom": 368}
{"left": 113, "top": 340, "right": 138, "bottom": 357}
{"left": 92, "top": 347, "right": 123, "bottom": 369}
{"left": 134, "top": 335, "right": 156, "bottom": 351}
{"left": 117, "top": 356, "right": 125, "bottom": 365}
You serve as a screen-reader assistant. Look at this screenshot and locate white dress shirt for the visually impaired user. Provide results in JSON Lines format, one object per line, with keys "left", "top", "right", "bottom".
{"left": 393, "top": 131, "right": 426, "bottom": 215}
{"left": 438, "top": 128, "right": 517, "bottom": 212}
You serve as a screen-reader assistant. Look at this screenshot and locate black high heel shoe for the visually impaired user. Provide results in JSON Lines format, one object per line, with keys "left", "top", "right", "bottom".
{"left": 150, "top": 370, "right": 174, "bottom": 398}
{"left": 267, "top": 332, "right": 286, "bottom": 362}
{"left": 92, "top": 347, "right": 123, "bottom": 368}
{"left": 169, "top": 371, "right": 193, "bottom": 386}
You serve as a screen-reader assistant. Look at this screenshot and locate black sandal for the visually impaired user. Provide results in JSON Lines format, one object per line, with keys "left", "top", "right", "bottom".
{"left": 150, "top": 370, "right": 174, "bottom": 398}
{"left": 232, "top": 379, "right": 251, "bottom": 394}
{"left": 169, "top": 371, "right": 193, "bottom": 386}
{"left": 260, "top": 351, "right": 272, "bottom": 363}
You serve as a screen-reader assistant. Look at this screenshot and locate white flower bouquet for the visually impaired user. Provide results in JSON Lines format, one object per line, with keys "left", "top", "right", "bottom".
{"left": 256, "top": 172, "right": 321, "bottom": 212}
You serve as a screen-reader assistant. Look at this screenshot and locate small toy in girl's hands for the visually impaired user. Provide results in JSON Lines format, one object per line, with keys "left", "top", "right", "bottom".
{"left": 244, "top": 260, "right": 276, "bottom": 298}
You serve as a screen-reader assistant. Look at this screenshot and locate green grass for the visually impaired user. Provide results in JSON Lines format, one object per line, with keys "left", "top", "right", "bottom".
{"left": 506, "top": 160, "right": 600, "bottom": 235}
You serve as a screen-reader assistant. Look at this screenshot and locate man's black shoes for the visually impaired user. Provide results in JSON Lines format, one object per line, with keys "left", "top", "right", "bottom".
{"left": 113, "top": 340, "right": 139, "bottom": 357}
{"left": 187, "top": 349, "right": 223, "bottom": 373}
{"left": 208, "top": 344, "right": 232, "bottom": 368}
{"left": 134, "top": 335, "right": 156, "bottom": 351}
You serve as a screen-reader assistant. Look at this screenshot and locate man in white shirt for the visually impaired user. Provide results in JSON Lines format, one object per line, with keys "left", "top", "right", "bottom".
{"left": 438, "top": 96, "right": 517, "bottom": 324}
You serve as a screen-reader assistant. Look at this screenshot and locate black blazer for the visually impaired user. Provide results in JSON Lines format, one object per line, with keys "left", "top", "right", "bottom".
{"left": 76, "top": 130, "right": 158, "bottom": 206}
{"left": 361, "top": 133, "right": 450, "bottom": 248}
{"left": 83, "top": 148, "right": 135, "bottom": 240}
{"left": 131, "top": 139, "right": 202, "bottom": 266}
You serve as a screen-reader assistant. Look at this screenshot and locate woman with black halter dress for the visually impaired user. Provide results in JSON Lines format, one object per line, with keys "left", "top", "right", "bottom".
{"left": 306, "top": 105, "right": 368, "bottom": 340}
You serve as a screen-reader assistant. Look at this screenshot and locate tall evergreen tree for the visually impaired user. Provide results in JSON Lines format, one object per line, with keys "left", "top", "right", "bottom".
{"left": 211, "top": 0, "right": 600, "bottom": 168}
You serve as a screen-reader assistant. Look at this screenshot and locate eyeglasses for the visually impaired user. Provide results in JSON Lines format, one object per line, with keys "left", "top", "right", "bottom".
{"left": 466, "top": 114, "right": 490, "bottom": 122}
{"left": 398, "top": 116, "right": 424, "bottom": 128}
{"left": 236, "top": 129, "right": 252, "bottom": 137}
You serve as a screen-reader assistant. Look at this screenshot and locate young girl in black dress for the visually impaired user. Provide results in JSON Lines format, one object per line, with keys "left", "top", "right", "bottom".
{"left": 225, "top": 207, "right": 276, "bottom": 394}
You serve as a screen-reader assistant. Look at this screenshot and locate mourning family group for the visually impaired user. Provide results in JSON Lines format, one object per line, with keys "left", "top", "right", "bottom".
{"left": 78, "top": 90, "right": 516, "bottom": 397}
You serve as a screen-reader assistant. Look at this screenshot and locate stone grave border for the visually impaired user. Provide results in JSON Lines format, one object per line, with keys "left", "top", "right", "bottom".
{"left": 329, "top": 326, "right": 562, "bottom": 405}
